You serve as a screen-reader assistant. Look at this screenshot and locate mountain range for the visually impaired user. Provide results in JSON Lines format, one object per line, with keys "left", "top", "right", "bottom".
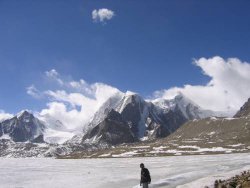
{"left": 77, "top": 92, "right": 219, "bottom": 146}
{"left": 0, "top": 92, "right": 248, "bottom": 158}
{"left": 64, "top": 97, "right": 250, "bottom": 158}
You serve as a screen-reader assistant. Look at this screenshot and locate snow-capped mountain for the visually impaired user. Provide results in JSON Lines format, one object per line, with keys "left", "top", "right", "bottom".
{"left": 0, "top": 111, "right": 76, "bottom": 157}
{"left": 65, "top": 97, "right": 250, "bottom": 158}
{"left": 0, "top": 93, "right": 239, "bottom": 158}
{"left": 0, "top": 111, "right": 45, "bottom": 143}
{"left": 37, "top": 115, "right": 76, "bottom": 144}
{"left": 80, "top": 92, "right": 219, "bottom": 145}
{"left": 152, "top": 94, "right": 216, "bottom": 119}
{"left": 0, "top": 110, "right": 75, "bottom": 145}
{"left": 85, "top": 92, "right": 124, "bottom": 132}
{"left": 144, "top": 97, "right": 250, "bottom": 155}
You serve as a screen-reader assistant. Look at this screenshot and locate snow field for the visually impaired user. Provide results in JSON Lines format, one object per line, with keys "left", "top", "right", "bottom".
{"left": 0, "top": 153, "right": 250, "bottom": 188}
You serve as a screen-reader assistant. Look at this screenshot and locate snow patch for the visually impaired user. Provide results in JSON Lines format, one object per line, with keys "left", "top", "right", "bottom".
{"left": 98, "top": 153, "right": 111, "bottom": 157}
{"left": 112, "top": 150, "right": 138, "bottom": 157}
{"left": 227, "top": 143, "right": 245, "bottom": 147}
{"left": 178, "top": 145, "right": 200, "bottom": 149}
{"left": 131, "top": 146, "right": 150, "bottom": 149}
{"left": 0, "top": 134, "right": 11, "bottom": 140}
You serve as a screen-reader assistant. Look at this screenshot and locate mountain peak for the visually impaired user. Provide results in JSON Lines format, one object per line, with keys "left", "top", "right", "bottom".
{"left": 0, "top": 110, "right": 45, "bottom": 142}
{"left": 174, "top": 93, "right": 197, "bottom": 106}
{"left": 125, "top": 90, "right": 137, "bottom": 96}
{"left": 16, "top": 110, "right": 33, "bottom": 119}
{"left": 152, "top": 93, "right": 197, "bottom": 110}
{"left": 234, "top": 98, "right": 250, "bottom": 118}
{"left": 115, "top": 92, "right": 144, "bottom": 113}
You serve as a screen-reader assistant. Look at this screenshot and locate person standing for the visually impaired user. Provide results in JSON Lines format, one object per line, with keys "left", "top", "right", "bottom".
{"left": 140, "top": 163, "right": 151, "bottom": 188}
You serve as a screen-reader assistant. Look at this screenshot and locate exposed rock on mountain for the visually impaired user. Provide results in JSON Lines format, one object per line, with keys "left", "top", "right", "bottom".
{"left": 234, "top": 98, "right": 250, "bottom": 118}
{"left": 86, "top": 92, "right": 124, "bottom": 131}
{"left": 82, "top": 92, "right": 218, "bottom": 146}
{"left": 0, "top": 111, "right": 45, "bottom": 142}
{"left": 82, "top": 109, "right": 136, "bottom": 146}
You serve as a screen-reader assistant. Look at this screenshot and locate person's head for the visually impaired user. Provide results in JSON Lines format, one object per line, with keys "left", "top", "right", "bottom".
{"left": 140, "top": 163, "right": 144, "bottom": 169}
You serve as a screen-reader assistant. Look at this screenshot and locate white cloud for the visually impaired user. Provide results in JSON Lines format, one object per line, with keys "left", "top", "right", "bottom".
{"left": 92, "top": 8, "right": 115, "bottom": 23}
{"left": 153, "top": 56, "right": 250, "bottom": 113}
{"left": 39, "top": 102, "right": 85, "bottom": 131}
{"left": 45, "top": 69, "right": 64, "bottom": 85}
{"left": 32, "top": 71, "right": 123, "bottom": 130}
{"left": 26, "top": 85, "right": 42, "bottom": 99}
{"left": 69, "top": 79, "right": 93, "bottom": 95}
{"left": 25, "top": 56, "right": 250, "bottom": 130}
{"left": 0, "top": 110, "right": 13, "bottom": 122}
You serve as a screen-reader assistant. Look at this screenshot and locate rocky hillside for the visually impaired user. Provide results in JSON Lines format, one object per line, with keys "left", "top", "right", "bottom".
{"left": 62, "top": 116, "right": 250, "bottom": 158}
{"left": 211, "top": 170, "right": 250, "bottom": 188}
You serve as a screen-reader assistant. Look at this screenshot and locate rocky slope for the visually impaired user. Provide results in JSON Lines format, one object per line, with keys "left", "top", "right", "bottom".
{"left": 234, "top": 98, "right": 250, "bottom": 118}
{"left": 211, "top": 170, "right": 250, "bottom": 188}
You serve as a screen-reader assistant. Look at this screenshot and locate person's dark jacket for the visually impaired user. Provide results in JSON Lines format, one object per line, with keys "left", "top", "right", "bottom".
{"left": 140, "top": 168, "right": 151, "bottom": 184}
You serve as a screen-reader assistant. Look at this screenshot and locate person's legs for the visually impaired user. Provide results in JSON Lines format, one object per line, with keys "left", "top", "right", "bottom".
{"left": 142, "top": 183, "right": 148, "bottom": 188}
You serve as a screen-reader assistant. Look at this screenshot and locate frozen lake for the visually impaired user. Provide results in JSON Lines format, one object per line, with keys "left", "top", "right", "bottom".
{"left": 0, "top": 153, "right": 250, "bottom": 188}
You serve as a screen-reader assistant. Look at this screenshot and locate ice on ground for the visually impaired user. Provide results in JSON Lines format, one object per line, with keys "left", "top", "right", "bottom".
{"left": 0, "top": 153, "right": 250, "bottom": 188}
{"left": 177, "top": 166, "right": 250, "bottom": 188}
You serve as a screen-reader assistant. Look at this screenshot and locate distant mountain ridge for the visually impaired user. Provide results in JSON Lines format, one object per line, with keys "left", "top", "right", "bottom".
{"left": 0, "top": 93, "right": 226, "bottom": 145}
{"left": 0, "top": 93, "right": 242, "bottom": 158}
{"left": 0, "top": 111, "right": 45, "bottom": 143}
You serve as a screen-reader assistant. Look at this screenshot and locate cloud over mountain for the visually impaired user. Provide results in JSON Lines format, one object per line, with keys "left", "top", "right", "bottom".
{"left": 0, "top": 110, "right": 13, "bottom": 122}
{"left": 24, "top": 56, "right": 250, "bottom": 129}
{"left": 153, "top": 56, "right": 250, "bottom": 113}
{"left": 27, "top": 69, "right": 122, "bottom": 130}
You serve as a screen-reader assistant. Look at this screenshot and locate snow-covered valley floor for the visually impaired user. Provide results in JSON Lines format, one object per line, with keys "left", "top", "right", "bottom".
{"left": 0, "top": 153, "right": 250, "bottom": 188}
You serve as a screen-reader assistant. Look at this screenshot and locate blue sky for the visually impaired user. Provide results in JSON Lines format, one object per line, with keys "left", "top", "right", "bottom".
{"left": 1, "top": 0, "right": 250, "bottom": 115}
